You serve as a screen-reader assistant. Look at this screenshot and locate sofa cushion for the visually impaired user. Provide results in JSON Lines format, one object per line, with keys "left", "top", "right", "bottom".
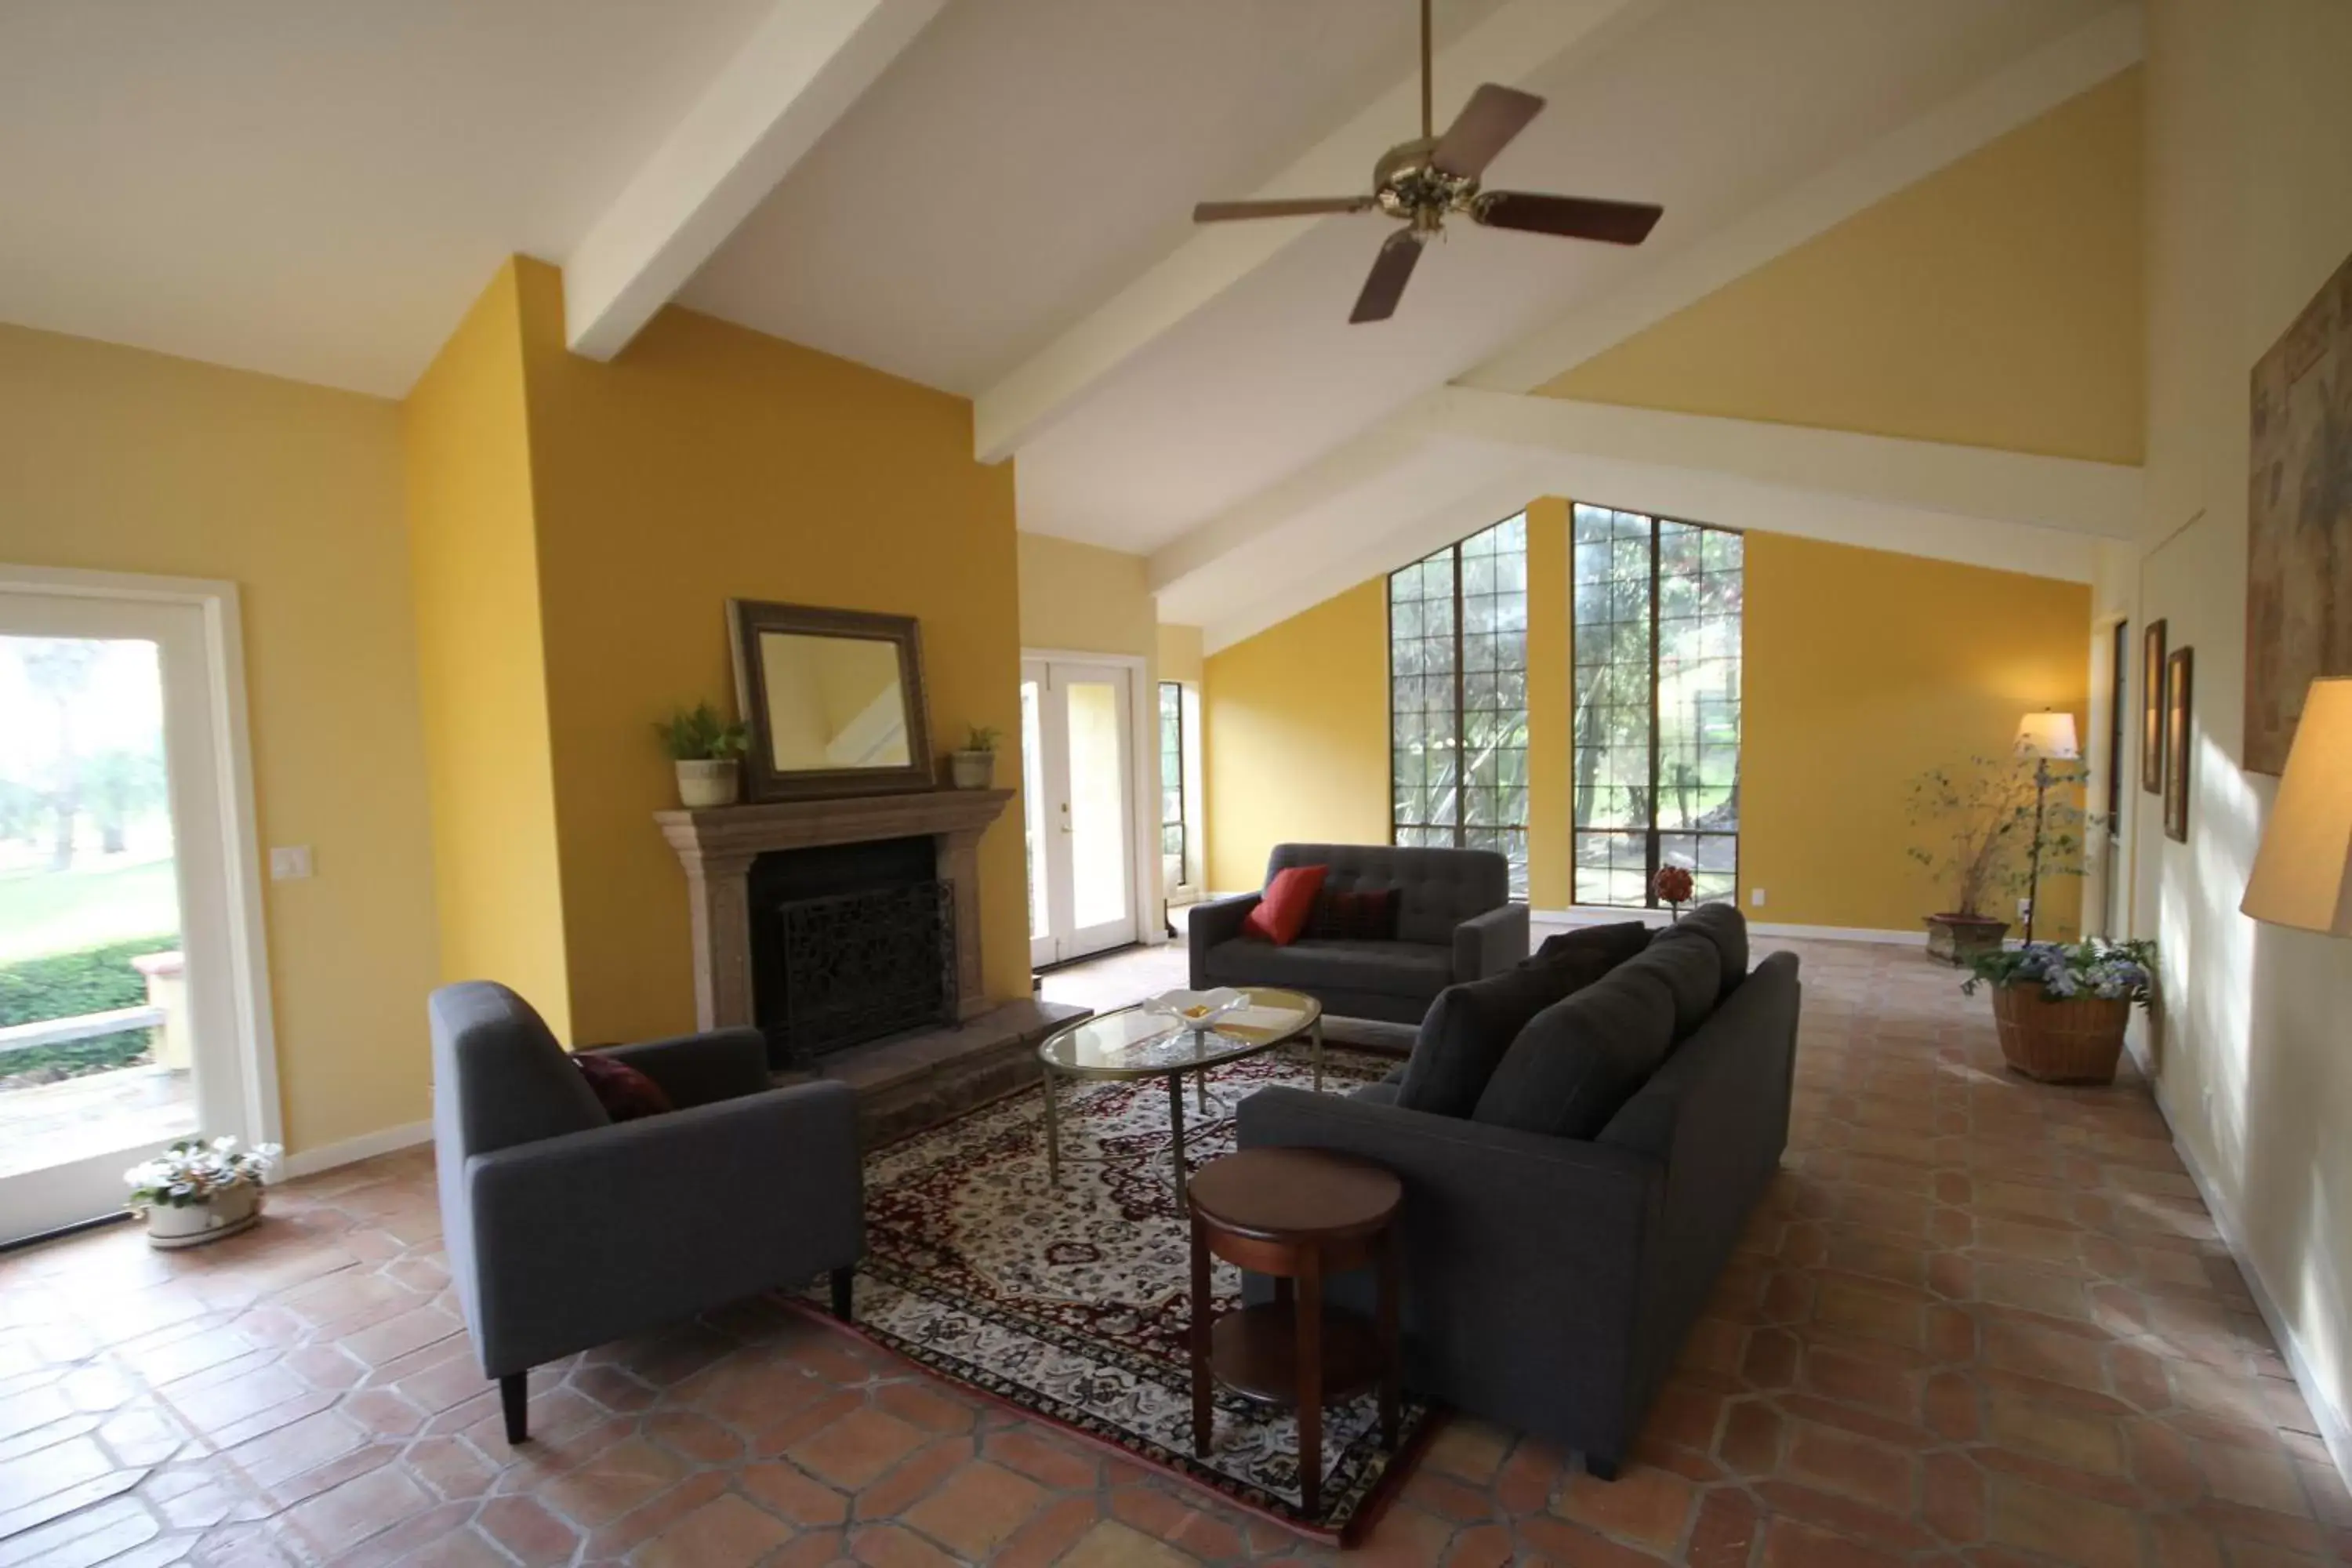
{"left": 1267, "top": 843, "right": 1507, "bottom": 946}
{"left": 1351, "top": 1080, "right": 1403, "bottom": 1108}
{"left": 573, "top": 1051, "right": 675, "bottom": 1123}
{"left": 1306, "top": 887, "right": 1399, "bottom": 941}
{"left": 1619, "top": 935, "right": 1722, "bottom": 1042}
{"left": 1528, "top": 920, "right": 1653, "bottom": 982}
{"left": 1657, "top": 903, "right": 1748, "bottom": 997}
{"left": 1201, "top": 937, "right": 1454, "bottom": 1000}
{"left": 1242, "top": 863, "right": 1327, "bottom": 945}
{"left": 1396, "top": 961, "right": 1582, "bottom": 1118}
{"left": 1472, "top": 967, "right": 1678, "bottom": 1138}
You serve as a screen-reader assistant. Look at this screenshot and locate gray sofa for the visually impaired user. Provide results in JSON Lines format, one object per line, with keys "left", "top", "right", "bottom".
{"left": 1236, "top": 906, "right": 1798, "bottom": 1477}
{"left": 1189, "top": 844, "right": 1529, "bottom": 1024}
{"left": 428, "top": 982, "right": 864, "bottom": 1443}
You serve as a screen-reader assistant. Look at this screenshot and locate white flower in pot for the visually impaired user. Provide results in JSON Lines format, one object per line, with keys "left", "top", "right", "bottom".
{"left": 125, "top": 1135, "right": 281, "bottom": 1249}
{"left": 655, "top": 701, "right": 748, "bottom": 809}
{"left": 950, "top": 724, "right": 1000, "bottom": 789}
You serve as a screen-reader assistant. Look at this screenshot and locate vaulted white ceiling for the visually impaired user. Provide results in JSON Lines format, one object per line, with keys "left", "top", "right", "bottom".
{"left": 0, "top": 0, "right": 2141, "bottom": 641}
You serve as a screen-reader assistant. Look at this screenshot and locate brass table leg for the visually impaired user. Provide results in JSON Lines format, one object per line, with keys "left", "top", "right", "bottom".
{"left": 1041, "top": 1065, "right": 1061, "bottom": 1185}
{"left": 1312, "top": 1014, "right": 1325, "bottom": 1093}
{"left": 1167, "top": 1072, "right": 1188, "bottom": 1207}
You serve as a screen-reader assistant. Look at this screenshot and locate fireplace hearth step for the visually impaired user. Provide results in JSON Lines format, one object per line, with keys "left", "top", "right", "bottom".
{"left": 773, "top": 997, "right": 1091, "bottom": 1149}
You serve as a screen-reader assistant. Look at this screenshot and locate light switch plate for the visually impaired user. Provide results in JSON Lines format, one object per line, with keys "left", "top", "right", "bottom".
{"left": 1750, "top": 887, "right": 1766, "bottom": 907}
{"left": 270, "top": 846, "right": 314, "bottom": 880}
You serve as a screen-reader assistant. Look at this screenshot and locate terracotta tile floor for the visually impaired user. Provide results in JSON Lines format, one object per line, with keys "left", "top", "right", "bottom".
{"left": 3, "top": 936, "right": 2348, "bottom": 1565}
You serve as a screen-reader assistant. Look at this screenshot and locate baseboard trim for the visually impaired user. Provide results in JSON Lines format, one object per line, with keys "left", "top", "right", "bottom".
{"left": 282, "top": 1120, "right": 432, "bottom": 1179}
{"left": 1528, "top": 907, "right": 1929, "bottom": 946}
{"left": 2129, "top": 1033, "right": 2352, "bottom": 1490}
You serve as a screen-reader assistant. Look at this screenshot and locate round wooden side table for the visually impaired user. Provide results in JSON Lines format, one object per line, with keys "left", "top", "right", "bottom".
{"left": 1185, "top": 1147, "right": 1403, "bottom": 1519}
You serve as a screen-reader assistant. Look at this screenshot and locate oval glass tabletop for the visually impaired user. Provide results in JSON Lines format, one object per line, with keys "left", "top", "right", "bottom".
{"left": 1039, "top": 986, "right": 1322, "bottom": 1080}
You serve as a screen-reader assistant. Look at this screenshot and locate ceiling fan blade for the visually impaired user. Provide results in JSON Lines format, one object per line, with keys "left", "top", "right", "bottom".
{"left": 1473, "top": 192, "right": 1664, "bottom": 245}
{"left": 1350, "top": 229, "right": 1425, "bottom": 324}
{"left": 1431, "top": 83, "right": 1544, "bottom": 178}
{"left": 1193, "top": 196, "right": 1374, "bottom": 223}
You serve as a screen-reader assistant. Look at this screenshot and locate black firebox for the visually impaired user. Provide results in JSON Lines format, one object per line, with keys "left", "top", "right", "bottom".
{"left": 746, "top": 836, "right": 956, "bottom": 1067}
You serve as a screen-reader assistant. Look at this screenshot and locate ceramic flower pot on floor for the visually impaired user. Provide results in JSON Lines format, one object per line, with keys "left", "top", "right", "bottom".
{"left": 143, "top": 1181, "right": 262, "bottom": 1250}
{"left": 1924, "top": 912, "right": 2009, "bottom": 967}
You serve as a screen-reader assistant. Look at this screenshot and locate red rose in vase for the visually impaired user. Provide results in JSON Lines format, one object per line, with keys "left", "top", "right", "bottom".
{"left": 1653, "top": 865, "right": 1694, "bottom": 920}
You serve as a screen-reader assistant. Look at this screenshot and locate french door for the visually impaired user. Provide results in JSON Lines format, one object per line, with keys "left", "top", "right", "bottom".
{"left": 1021, "top": 659, "right": 1139, "bottom": 968}
{"left": 0, "top": 589, "right": 258, "bottom": 1243}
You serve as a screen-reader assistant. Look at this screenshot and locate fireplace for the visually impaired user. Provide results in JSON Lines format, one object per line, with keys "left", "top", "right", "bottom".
{"left": 747, "top": 837, "right": 956, "bottom": 1065}
{"left": 655, "top": 788, "right": 1013, "bottom": 1046}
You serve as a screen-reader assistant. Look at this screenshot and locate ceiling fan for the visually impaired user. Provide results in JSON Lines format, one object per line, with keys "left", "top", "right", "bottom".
{"left": 1191, "top": 0, "right": 1664, "bottom": 323}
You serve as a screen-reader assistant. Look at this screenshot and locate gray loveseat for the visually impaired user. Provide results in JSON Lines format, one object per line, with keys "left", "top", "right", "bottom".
{"left": 1189, "top": 843, "right": 1529, "bottom": 1024}
{"left": 429, "top": 982, "right": 865, "bottom": 1443}
{"left": 1236, "top": 906, "right": 1799, "bottom": 1477}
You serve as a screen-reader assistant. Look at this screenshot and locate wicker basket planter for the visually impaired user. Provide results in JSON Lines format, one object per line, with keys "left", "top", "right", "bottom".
{"left": 1989, "top": 982, "right": 2131, "bottom": 1084}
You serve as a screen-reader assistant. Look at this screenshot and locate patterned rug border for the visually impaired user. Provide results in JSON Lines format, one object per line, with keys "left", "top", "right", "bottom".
{"left": 808, "top": 1044, "right": 1435, "bottom": 1541}
{"left": 775, "top": 1290, "right": 1442, "bottom": 1546}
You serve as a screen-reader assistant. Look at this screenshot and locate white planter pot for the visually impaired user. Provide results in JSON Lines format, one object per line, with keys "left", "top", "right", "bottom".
{"left": 675, "top": 758, "right": 741, "bottom": 809}
{"left": 949, "top": 750, "right": 995, "bottom": 789}
{"left": 143, "top": 1181, "right": 262, "bottom": 1250}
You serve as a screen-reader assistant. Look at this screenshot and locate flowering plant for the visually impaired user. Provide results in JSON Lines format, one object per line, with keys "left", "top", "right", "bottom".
{"left": 1653, "top": 864, "right": 1694, "bottom": 914}
{"left": 1962, "top": 938, "right": 2156, "bottom": 1006}
{"left": 125, "top": 1136, "right": 282, "bottom": 1211}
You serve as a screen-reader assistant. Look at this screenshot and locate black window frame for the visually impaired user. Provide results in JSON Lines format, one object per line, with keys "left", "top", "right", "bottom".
{"left": 1570, "top": 503, "right": 1744, "bottom": 911}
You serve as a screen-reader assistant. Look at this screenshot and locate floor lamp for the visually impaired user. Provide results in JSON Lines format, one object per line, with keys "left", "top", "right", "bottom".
{"left": 2015, "top": 710, "right": 2079, "bottom": 944}
{"left": 2242, "top": 677, "right": 2352, "bottom": 937}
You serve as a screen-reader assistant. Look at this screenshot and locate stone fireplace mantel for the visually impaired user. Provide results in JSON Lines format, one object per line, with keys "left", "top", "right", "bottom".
{"left": 656, "top": 789, "right": 1014, "bottom": 1033}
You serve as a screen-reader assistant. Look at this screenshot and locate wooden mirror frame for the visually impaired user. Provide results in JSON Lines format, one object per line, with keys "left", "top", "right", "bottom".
{"left": 727, "top": 599, "right": 935, "bottom": 800}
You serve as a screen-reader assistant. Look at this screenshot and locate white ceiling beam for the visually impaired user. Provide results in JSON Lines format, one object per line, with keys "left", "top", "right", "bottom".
{"left": 1463, "top": 4, "right": 2143, "bottom": 393}
{"left": 564, "top": 0, "right": 945, "bottom": 361}
{"left": 1410, "top": 388, "right": 2144, "bottom": 540}
{"left": 968, "top": 0, "right": 1655, "bottom": 463}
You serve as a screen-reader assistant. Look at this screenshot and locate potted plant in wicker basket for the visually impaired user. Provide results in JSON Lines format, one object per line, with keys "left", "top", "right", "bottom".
{"left": 1906, "top": 754, "right": 2086, "bottom": 965}
{"left": 1964, "top": 939, "right": 2156, "bottom": 1085}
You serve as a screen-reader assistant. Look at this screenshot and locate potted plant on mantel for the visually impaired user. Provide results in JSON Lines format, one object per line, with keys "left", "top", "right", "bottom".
{"left": 950, "top": 725, "right": 1000, "bottom": 789}
{"left": 1964, "top": 938, "right": 2157, "bottom": 1085}
{"left": 1906, "top": 754, "right": 2086, "bottom": 965}
{"left": 125, "top": 1135, "right": 281, "bottom": 1249}
{"left": 656, "top": 702, "right": 748, "bottom": 809}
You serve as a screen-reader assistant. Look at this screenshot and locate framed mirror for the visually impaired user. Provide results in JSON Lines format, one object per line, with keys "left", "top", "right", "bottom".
{"left": 728, "top": 600, "right": 934, "bottom": 800}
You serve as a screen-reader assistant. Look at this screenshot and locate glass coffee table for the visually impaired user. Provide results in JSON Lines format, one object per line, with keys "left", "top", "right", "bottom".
{"left": 1036, "top": 988, "right": 1324, "bottom": 1206}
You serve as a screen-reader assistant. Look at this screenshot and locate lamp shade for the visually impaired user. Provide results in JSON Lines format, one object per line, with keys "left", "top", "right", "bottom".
{"left": 2241, "top": 677, "right": 2352, "bottom": 935}
{"left": 2015, "top": 710, "right": 2080, "bottom": 760}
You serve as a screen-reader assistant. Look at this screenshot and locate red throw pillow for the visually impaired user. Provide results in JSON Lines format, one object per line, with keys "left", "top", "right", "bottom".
{"left": 573, "top": 1052, "right": 674, "bottom": 1122}
{"left": 1242, "top": 864, "right": 1328, "bottom": 946}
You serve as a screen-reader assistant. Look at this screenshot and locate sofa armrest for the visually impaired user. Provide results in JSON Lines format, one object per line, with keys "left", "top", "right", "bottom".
{"left": 1238, "top": 1084, "right": 1659, "bottom": 1458}
{"left": 1453, "top": 902, "right": 1529, "bottom": 980}
{"left": 598, "top": 1027, "right": 771, "bottom": 1108}
{"left": 1188, "top": 892, "right": 1261, "bottom": 988}
{"left": 463, "top": 1080, "right": 861, "bottom": 1374}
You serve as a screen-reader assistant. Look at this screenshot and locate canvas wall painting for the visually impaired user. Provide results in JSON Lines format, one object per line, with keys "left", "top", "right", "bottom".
{"left": 2165, "top": 647, "right": 2194, "bottom": 844}
{"left": 2140, "top": 619, "right": 2167, "bottom": 794}
{"left": 2246, "top": 247, "right": 2352, "bottom": 775}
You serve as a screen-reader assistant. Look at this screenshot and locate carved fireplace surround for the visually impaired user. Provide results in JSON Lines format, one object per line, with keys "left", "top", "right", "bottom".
{"left": 656, "top": 789, "right": 1014, "bottom": 1035}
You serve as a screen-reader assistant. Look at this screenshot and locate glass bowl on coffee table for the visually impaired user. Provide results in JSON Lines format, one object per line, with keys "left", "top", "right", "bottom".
{"left": 1035, "top": 986, "right": 1323, "bottom": 1206}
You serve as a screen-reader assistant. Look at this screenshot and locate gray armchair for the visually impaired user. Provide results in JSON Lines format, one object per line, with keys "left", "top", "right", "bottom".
{"left": 428, "top": 982, "right": 863, "bottom": 1443}
{"left": 1191, "top": 844, "right": 1528, "bottom": 1024}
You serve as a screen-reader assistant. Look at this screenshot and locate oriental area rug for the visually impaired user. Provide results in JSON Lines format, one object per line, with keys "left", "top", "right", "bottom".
{"left": 802, "top": 1042, "right": 1431, "bottom": 1540}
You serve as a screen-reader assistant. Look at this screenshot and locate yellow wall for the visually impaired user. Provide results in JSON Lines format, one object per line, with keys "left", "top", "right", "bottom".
{"left": 1741, "top": 533, "right": 2089, "bottom": 935}
{"left": 1157, "top": 624, "right": 1204, "bottom": 685}
{"left": 401, "top": 260, "right": 574, "bottom": 1038}
{"left": 1016, "top": 533, "right": 1155, "bottom": 662}
{"left": 1540, "top": 70, "right": 2144, "bottom": 466}
{"left": 0, "top": 321, "right": 442, "bottom": 1153}
{"left": 495, "top": 260, "right": 1027, "bottom": 1043}
{"left": 2125, "top": 0, "right": 2352, "bottom": 1442}
{"left": 1202, "top": 580, "right": 1390, "bottom": 891}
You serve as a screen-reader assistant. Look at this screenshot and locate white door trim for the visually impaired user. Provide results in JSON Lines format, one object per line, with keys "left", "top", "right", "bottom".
{"left": 0, "top": 563, "right": 282, "bottom": 1149}
{"left": 1022, "top": 648, "right": 1163, "bottom": 951}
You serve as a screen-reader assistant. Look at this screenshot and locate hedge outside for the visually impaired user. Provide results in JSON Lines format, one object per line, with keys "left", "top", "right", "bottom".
{"left": 0, "top": 936, "right": 178, "bottom": 1080}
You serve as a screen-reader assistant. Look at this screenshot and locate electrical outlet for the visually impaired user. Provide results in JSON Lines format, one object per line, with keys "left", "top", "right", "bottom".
{"left": 270, "top": 846, "right": 314, "bottom": 880}
{"left": 1750, "top": 887, "right": 1766, "bottom": 907}
{"left": 2018, "top": 896, "right": 2033, "bottom": 924}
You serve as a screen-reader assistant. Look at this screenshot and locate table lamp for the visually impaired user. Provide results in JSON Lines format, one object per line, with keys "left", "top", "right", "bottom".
{"left": 2241, "top": 677, "right": 2352, "bottom": 935}
{"left": 2016, "top": 710, "right": 2079, "bottom": 943}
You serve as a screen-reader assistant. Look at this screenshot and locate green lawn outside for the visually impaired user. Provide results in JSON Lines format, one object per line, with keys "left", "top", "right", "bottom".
{"left": 0, "top": 857, "right": 180, "bottom": 962}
